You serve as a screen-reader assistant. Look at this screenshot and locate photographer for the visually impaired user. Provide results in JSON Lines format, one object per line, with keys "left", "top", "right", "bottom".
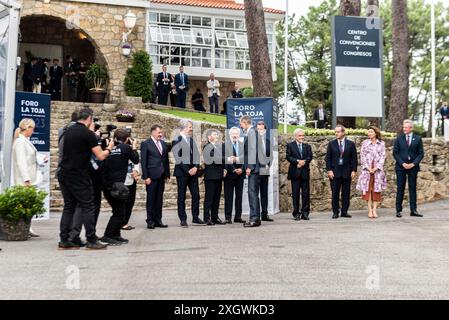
{"left": 101, "top": 128, "right": 139, "bottom": 246}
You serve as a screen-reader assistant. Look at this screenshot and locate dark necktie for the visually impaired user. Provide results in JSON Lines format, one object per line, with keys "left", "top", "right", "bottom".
{"left": 406, "top": 135, "right": 410, "bottom": 147}
{"left": 339, "top": 141, "right": 344, "bottom": 157}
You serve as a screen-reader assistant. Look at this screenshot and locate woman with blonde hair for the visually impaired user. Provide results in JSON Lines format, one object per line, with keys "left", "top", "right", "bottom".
{"left": 12, "top": 118, "right": 47, "bottom": 237}
{"left": 356, "top": 126, "right": 387, "bottom": 219}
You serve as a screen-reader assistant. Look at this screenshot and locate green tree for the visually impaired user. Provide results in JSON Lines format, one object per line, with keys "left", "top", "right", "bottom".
{"left": 124, "top": 50, "right": 153, "bottom": 103}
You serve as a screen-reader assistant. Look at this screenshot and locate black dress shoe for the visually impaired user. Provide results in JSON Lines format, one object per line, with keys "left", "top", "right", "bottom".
{"left": 192, "top": 218, "right": 206, "bottom": 225}
{"left": 58, "top": 241, "right": 81, "bottom": 250}
{"left": 396, "top": 212, "right": 402, "bottom": 218}
{"left": 213, "top": 219, "right": 226, "bottom": 225}
{"left": 294, "top": 215, "right": 301, "bottom": 221}
{"left": 243, "top": 221, "right": 260, "bottom": 228}
{"left": 411, "top": 211, "right": 423, "bottom": 217}
{"left": 301, "top": 214, "right": 310, "bottom": 221}
{"left": 332, "top": 213, "right": 339, "bottom": 219}
{"left": 206, "top": 220, "right": 215, "bottom": 226}
{"left": 147, "top": 223, "right": 155, "bottom": 229}
{"left": 234, "top": 218, "right": 246, "bottom": 223}
{"left": 341, "top": 213, "right": 352, "bottom": 218}
{"left": 180, "top": 221, "right": 189, "bottom": 228}
{"left": 155, "top": 222, "right": 168, "bottom": 228}
{"left": 225, "top": 219, "right": 233, "bottom": 224}
{"left": 262, "top": 216, "right": 274, "bottom": 222}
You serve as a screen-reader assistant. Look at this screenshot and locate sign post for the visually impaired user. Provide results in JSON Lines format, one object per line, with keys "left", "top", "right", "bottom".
{"left": 331, "top": 16, "right": 384, "bottom": 128}
{"left": 226, "top": 97, "right": 279, "bottom": 216}
{"left": 14, "top": 91, "right": 51, "bottom": 219}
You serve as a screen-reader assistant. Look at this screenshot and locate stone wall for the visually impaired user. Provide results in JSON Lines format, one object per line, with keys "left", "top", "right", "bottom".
{"left": 184, "top": 80, "right": 236, "bottom": 111}
{"left": 49, "top": 101, "right": 449, "bottom": 213}
{"left": 20, "top": 0, "right": 147, "bottom": 103}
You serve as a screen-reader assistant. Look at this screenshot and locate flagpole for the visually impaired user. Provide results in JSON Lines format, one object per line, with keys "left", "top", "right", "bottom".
{"left": 283, "top": 0, "right": 289, "bottom": 134}
{"left": 431, "top": 0, "right": 436, "bottom": 139}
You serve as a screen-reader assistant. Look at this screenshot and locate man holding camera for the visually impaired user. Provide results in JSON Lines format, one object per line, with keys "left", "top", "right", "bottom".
{"left": 58, "top": 108, "right": 114, "bottom": 250}
{"left": 100, "top": 128, "right": 139, "bottom": 246}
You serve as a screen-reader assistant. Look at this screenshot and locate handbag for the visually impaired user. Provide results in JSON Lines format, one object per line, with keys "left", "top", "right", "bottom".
{"left": 110, "top": 182, "right": 129, "bottom": 200}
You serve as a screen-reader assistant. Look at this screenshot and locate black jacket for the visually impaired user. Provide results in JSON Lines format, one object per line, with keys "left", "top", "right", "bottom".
{"left": 172, "top": 136, "right": 200, "bottom": 177}
{"left": 102, "top": 144, "right": 139, "bottom": 187}
{"left": 224, "top": 140, "right": 245, "bottom": 180}
{"left": 203, "top": 142, "right": 225, "bottom": 180}
{"left": 393, "top": 134, "right": 424, "bottom": 171}
{"left": 325, "top": 139, "right": 358, "bottom": 179}
{"left": 156, "top": 72, "right": 172, "bottom": 90}
{"left": 286, "top": 141, "right": 313, "bottom": 180}
{"left": 141, "top": 138, "right": 170, "bottom": 180}
{"left": 313, "top": 108, "right": 328, "bottom": 122}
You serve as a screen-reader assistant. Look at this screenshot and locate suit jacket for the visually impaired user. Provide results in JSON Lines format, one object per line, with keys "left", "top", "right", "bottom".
{"left": 156, "top": 72, "right": 172, "bottom": 90}
{"left": 286, "top": 141, "right": 313, "bottom": 180}
{"left": 224, "top": 139, "right": 245, "bottom": 180}
{"left": 393, "top": 134, "right": 424, "bottom": 171}
{"left": 172, "top": 135, "right": 200, "bottom": 177}
{"left": 175, "top": 73, "right": 189, "bottom": 93}
{"left": 50, "top": 66, "right": 63, "bottom": 84}
{"left": 325, "top": 139, "right": 358, "bottom": 179}
{"left": 313, "top": 108, "right": 328, "bottom": 122}
{"left": 203, "top": 142, "right": 225, "bottom": 180}
{"left": 440, "top": 107, "right": 449, "bottom": 119}
{"left": 243, "top": 128, "right": 271, "bottom": 175}
{"left": 22, "top": 62, "right": 33, "bottom": 82}
{"left": 141, "top": 138, "right": 170, "bottom": 180}
{"left": 12, "top": 134, "right": 41, "bottom": 186}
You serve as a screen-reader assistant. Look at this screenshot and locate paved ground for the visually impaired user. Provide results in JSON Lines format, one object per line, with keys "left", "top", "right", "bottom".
{"left": 1, "top": 199, "right": 449, "bottom": 300}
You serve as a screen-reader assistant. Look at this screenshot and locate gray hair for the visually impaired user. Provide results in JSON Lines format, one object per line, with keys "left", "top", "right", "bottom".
{"left": 179, "top": 119, "right": 193, "bottom": 130}
{"left": 293, "top": 128, "right": 305, "bottom": 136}
{"left": 403, "top": 119, "right": 414, "bottom": 128}
{"left": 229, "top": 127, "right": 241, "bottom": 135}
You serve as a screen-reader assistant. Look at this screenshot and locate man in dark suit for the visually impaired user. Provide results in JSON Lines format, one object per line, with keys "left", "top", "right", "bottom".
{"left": 325, "top": 125, "right": 358, "bottom": 219}
{"left": 440, "top": 102, "right": 449, "bottom": 135}
{"left": 393, "top": 119, "right": 425, "bottom": 218}
{"left": 224, "top": 127, "right": 246, "bottom": 224}
{"left": 313, "top": 103, "right": 328, "bottom": 129}
{"left": 202, "top": 129, "right": 226, "bottom": 225}
{"left": 286, "top": 128, "right": 313, "bottom": 221}
{"left": 256, "top": 121, "right": 274, "bottom": 222}
{"left": 240, "top": 115, "right": 263, "bottom": 228}
{"left": 141, "top": 124, "right": 171, "bottom": 229}
{"left": 22, "top": 58, "right": 36, "bottom": 92}
{"left": 50, "top": 59, "right": 63, "bottom": 100}
{"left": 156, "top": 64, "right": 172, "bottom": 105}
{"left": 175, "top": 65, "right": 189, "bottom": 109}
{"left": 172, "top": 119, "right": 205, "bottom": 227}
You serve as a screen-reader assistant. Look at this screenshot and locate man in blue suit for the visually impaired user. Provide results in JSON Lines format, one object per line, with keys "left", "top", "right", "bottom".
{"left": 175, "top": 65, "right": 189, "bottom": 109}
{"left": 393, "top": 119, "right": 425, "bottom": 218}
{"left": 325, "top": 125, "right": 358, "bottom": 219}
{"left": 440, "top": 101, "right": 449, "bottom": 135}
{"left": 141, "top": 124, "right": 170, "bottom": 229}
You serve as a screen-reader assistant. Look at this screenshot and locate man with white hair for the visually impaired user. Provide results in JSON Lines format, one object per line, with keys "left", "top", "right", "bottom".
{"left": 393, "top": 119, "right": 425, "bottom": 218}
{"left": 172, "top": 119, "right": 205, "bottom": 227}
{"left": 207, "top": 73, "right": 221, "bottom": 114}
{"left": 286, "top": 128, "right": 313, "bottom": 221}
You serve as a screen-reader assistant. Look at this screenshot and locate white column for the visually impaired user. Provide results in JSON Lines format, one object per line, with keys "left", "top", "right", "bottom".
{"left": 431, "top": 0, "right": 436, "bottom": 139}
{"left": 283, "top": 0, "right": 288, "bottom": 134}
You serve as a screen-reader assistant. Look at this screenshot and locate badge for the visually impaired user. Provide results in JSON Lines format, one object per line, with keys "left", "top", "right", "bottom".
{"left": 338, "top": 157, "right": 344, "bottom": 166}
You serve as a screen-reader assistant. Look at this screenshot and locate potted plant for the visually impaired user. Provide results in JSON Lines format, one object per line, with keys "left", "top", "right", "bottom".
{"left": 86, "top": 63, "right": 108, "bottom": 103}
{"left": 124, "top": 50, "right": 153, "bottom": 103}
{"left": 116, "top": 109, "right": 136, "bottom": 122}
{"left": 0, "top": 186, "right": 47, "bottom": 241}
{"left": 122, "top": 43, "right": 132, "bottom": 56}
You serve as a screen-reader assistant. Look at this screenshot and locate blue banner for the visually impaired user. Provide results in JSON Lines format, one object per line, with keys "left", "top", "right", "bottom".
{"left": 226, "top": 97, "right": 276, "bottom": 133}
{"left": 14, "top": 92, "right": 51, "bottom": 152}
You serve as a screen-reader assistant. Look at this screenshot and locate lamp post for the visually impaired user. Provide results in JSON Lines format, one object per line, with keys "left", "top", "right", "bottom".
{"left": 431, "top": 0, "right": 436, "bottom": 140}
{"left": 283, "top": 0, "right": 289, "bottom": 134}
{"left": 122, "top": 10, "right": 137, "bottom": 43}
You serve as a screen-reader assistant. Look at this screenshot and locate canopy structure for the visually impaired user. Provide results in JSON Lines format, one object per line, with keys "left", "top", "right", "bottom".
{"left": 0, "top": 0, "right": 20, "bottom": 191}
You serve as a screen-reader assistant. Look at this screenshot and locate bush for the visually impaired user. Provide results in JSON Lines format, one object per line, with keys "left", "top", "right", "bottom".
{"left": 86, "top": 64, "right": 108, "bottom": 90}
{"left": 242, "top": 87, "right": 254, "bottom": 98}
{"left": 289, "top": 127, "right": 397, "bottom": 138}
{"left": 0, "top": 186, "right": 47, "bottom": 222}
{"left": 124, "top": 50, "right": 153, "bottom": 103}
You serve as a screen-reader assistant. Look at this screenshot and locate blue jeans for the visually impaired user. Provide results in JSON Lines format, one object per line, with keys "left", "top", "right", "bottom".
{"left": 209, "top": 94, "right": 219, "bottom": 113}
{"left": 248, "top": 173, "right": 261, "bottom": 222}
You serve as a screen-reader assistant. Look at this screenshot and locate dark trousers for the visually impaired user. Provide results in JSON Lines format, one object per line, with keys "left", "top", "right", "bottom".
{"left": 203, "top": 179, "right": 222, "bottom": 222}
{"left": 124, "top": 181, "right": 137, "bottom": 226}
{"left": 209, "top": 94, "right": 219, "bottom": 113}
{"left": 176, "top": 175, "right": 200, "bottom": 222}
{"left": 67, "top": 79, "right": 77, "bottom": 101}
{"left": 248, "top": 173, "right": 261, "bottom": 222}
{"left": 103, "top": 189, "right": 127, "bottom": 239}
{"left": 396, "top": 168, "right": 418, "bottom": 212}
{"left": 59, "top": 174, "right": 97, "bottom": 243}
{"left": 330, "top": 177, "right": 351, "bottom": 215}
{"left": 291, "top": 177, "right": 310, "bottom": 216}
{"left": 51, "top": 89, "right": 61, "bottom": 101}
{"left": 224, "top": 178, "right": 244, "bottom": 220}
{"left": 146, "top": 178, "right": 165, "bottom": 224}
{"left": 158, "top": 88, "right": 170, "bottom": 105}
{"left": 259, "top": 175, "right": 269, "bottom": 217}
{"left": 23, "top": 80, "right": 33, "bottom": 92}
{"left": 317, "top": 120, "right": 327, "bottom": 129}
{"left": 177, "top": 91, "right": 186, "bottom": 108}
{"left": 91, "top": 169, "right": 103, "bottom": 227}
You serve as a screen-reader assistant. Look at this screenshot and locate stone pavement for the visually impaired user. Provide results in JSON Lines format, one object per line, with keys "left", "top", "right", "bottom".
{"left": 1, "top": 199, "right": 449, "bottom": 300}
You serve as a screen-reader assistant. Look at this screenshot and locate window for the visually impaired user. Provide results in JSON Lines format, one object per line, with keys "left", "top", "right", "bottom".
{"left": 160, "top": 13, "right": 170, "bottom": 23}
{"left": 192, "top": 16, "right": 201, "bottom": 26}
{"left": 149, "top": 12, "right": 158, "bottom": 23}
{"left": 171, "top": 14, "right": 181, "bottom": 24}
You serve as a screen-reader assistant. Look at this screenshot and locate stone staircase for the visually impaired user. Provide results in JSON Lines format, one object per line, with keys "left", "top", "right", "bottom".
{"left": 49, "top": 101, "right": 224, "bottom": 213}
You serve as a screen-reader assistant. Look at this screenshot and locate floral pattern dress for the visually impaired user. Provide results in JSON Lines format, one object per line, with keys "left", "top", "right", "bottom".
{"left": 356, "top": 139, "right": 387, "bottom": 201}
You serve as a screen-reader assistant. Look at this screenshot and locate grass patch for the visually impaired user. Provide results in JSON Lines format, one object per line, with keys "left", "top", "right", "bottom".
{"left": 158, "top": 109, "right": 227, "bottom": 125}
